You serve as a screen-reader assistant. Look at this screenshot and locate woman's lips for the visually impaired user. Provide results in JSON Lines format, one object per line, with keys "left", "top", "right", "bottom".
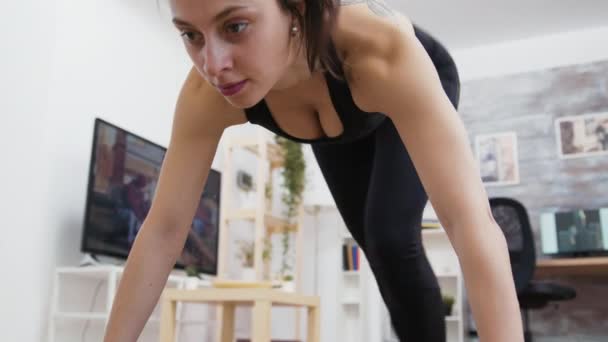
{"left": 218, "top": 80, "right": 247, "bottom": 96}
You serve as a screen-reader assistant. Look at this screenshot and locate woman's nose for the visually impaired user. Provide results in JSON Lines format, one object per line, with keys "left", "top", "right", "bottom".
{"left": 201, "top": 41, "right": 233, "bottom": 79}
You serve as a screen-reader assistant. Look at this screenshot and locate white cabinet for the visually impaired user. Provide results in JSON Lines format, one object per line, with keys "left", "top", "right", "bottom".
{"left": 306, "top": 205, "right": 383, "bottom": 342}
{"left": 337, "top": 232, "right": 365, "bottom": 342}
{"left": 47, "top": 265, "right": 215, "bottom": 342}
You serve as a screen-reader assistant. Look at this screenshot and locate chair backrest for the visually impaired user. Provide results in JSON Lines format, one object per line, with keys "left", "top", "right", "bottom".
{"left": 489, "top": 197, "right": 536, "bottom": 294}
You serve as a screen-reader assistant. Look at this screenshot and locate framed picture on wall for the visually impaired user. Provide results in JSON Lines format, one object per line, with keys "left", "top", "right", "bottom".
{"left": 555, "top": 111, "right": 608, "bottom": 159}
{"left": 475, "top": 132, "right": 520, "bottom": 186}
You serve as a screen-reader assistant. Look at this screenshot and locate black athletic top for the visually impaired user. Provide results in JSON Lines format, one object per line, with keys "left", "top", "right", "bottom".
{"left": 243, "top": 26, "right": 460, "bottom": 145}
{"left": 243, "top": 39, "right": 387, "bottom": 145}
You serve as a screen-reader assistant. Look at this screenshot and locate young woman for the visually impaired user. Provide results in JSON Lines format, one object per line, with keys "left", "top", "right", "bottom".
{"left": 103, "top": 1, "right": 524, "bottom": 341}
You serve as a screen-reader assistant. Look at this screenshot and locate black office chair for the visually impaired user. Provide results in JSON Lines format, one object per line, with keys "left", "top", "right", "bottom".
{"left": 489, "top": 197, "right": 576, "bottom": 342}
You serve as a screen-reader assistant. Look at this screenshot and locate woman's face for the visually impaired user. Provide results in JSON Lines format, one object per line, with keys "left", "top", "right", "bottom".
{"left": 169, "top": 0, "right": 299, "bottom": 108}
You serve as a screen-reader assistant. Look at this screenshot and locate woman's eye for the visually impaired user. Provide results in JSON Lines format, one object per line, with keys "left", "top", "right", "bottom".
{"left": 226, "top": 22, "right": 248, "bottom": 34}
{"left": 180, "top": 31, "right": 202, "bottom": 43}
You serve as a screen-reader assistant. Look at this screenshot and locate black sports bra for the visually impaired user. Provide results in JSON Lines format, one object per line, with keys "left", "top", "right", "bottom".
{"left": 243, "top": 38, "right": 387, "bottom": 145}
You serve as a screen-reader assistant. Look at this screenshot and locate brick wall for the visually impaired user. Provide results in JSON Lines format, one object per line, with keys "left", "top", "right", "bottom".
{"left": 459, "top": 59, "right": 608, "bottom": 339}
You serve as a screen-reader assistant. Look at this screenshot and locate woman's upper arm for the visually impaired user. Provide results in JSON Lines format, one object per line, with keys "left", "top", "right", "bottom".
{"left": 349, "top": 24, "right": 493, "bottom": 238}
{"left": 146, "top": 67, "right": 245, "bottom": 235}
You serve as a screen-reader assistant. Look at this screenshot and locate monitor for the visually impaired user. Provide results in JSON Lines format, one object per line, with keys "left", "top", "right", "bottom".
{"left": 540, "top": 208, "right": 608, "bottom": 257}
{"left": 80, "top": 118, "right": 220, "bottom": 275}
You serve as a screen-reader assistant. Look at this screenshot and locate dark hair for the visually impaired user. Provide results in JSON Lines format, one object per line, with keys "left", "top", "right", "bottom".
{"left": 277, "top": 0, "right": 342, "bottom": 79}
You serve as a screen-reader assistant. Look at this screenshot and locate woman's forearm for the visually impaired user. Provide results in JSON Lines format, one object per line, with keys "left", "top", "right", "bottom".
{"left": 103, "top": 221, "right": 187, "bottom": 342}
{"left": 449, "top": 221, "right": 524, "bottom": 342}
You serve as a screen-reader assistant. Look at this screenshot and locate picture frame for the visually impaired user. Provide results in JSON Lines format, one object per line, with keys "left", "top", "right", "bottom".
{"left": 475, "top": 132, "right": 520, "bottom": 186}
{"left": 555, "top": 111, "right": 608, "bottom": 159}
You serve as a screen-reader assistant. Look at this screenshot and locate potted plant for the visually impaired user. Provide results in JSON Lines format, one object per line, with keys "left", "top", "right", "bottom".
{"left": 261, "top": 236, "right": 273, "bottom": 280}
{"left": 265, "top": 182, "right": 273, "bottom": 211}
{"left": 274, "top": 135, "right": 306, "bottom": 281}
{"left": 184, "top": 264, "right": 201, "bottom": 289}
{"left": 236, "top": 240, "right": 256, "bottom": 281}
{"left": 442, "top": 294, "right": 455, "bottom": 317}
{"left": 281, "top": 274, "right": 295, "bottom": 292}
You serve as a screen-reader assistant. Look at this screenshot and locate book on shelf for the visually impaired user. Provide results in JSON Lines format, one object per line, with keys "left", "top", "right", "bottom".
{"left": 342, "top": 241, "right": 360, "bottom": 271}
{"left": 421, "top": 219, "right": 441, "bottom": 230}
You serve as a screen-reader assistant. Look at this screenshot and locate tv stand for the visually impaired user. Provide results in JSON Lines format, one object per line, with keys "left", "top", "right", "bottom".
{"left": 78, "top": 253, "right": 102, "bottom": 267}
{"left": 47, "top": 265, "right": 215, "bottom": 342}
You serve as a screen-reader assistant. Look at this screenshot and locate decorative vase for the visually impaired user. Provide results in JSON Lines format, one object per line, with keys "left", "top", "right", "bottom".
{"left": 184, "top": 277, "right": 199, "bottom": 290}
{"left": 242, "top": 267, "right": 256, "bottom": 281}
{"left": 444, "top": 302, "right": 453, "bottom": 316}
{"left": 281, "top": 281, "right": 295, "bottom": 292}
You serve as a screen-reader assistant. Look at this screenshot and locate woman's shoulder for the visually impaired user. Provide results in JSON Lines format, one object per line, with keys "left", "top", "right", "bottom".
{"left": 332, "top": 2, "right": 418, "bottom": 111}
{"left": 332, "top": 1, "right": 416, "bottom": 65}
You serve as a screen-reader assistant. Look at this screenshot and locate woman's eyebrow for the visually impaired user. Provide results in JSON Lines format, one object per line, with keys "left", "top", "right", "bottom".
{"left": 172, "top": 5, "right": 249, "bottom": 27}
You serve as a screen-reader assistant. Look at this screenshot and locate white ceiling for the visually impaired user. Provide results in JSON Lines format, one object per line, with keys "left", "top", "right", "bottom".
{"left": 387, "top": 0, "right": 608, "bottom": 49}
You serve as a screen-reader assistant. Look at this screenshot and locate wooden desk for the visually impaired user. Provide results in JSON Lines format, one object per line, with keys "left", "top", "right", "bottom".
{"left": 160, "top": 288, "right": 320, "bottom": 342}
{"left": 535, "top": 257, "right": 608, "bottom": 278}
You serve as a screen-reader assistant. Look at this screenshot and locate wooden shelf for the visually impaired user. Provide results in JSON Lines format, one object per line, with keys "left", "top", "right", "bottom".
{"left": 229, "top": 136, "right": 284, "bottom": 169}
{"left": 225, "top": 208, "right": 257, "bottom": 221}
{"left": 225, "top": 209, "right": 297, "bottom": 233}
{"left": 220, "top": 130, "right": 305, "bottom": 340}
{"left": 265, "top": 214, "right": 298, "bottom": 234}
{"left": 436, "top": 272, "right": 459, "bottom": 278}
{"left": 535, "top": 256, "right": 608, "bottom": 278}
{"left": 421, "top": 228, "right": 446, "bottom": 236}
{"left": 341, "top": 298, "right": 361, "bottom": 305}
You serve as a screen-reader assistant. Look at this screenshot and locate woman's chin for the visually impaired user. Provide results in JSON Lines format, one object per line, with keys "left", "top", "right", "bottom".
{"left": 224, "top": 90, "right": 266, "bottom": 109}
{"left": 225, "top": 96, "right": 257, "bottom": 109}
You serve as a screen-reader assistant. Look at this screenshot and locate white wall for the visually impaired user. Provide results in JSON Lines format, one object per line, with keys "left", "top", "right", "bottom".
{"left": 42, "top": 0, "right": 190, "bottom": 262}
{"left": 0, "top": 1, "right": 56, "bottom": 341}
{"left": 3, "top": 0, "right": 608, "bottom": 339}
{"left": 452, "top": 25, "right": 608, "bottom": 81}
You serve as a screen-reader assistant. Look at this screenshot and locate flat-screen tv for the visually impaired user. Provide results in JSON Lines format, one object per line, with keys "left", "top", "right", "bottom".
{"left": 540, "top": 208, "right": 608, "bottom": 257}
{"left": 81, "top": 118, "right": 220, "bottom": 275}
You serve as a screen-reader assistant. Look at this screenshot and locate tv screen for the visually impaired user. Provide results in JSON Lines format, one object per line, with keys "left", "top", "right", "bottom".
{"left": 540, "top": 208, "right": 608, "bottom": 257}
{"left": 81, "top": 118, "right": 220, "bottom": 275}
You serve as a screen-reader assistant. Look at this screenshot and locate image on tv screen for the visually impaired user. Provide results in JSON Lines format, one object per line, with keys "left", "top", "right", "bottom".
{"left": 541, "top": 208, "right": 608, "bottom": 256}
{"left": 82, "top": 119, "right": 220, "bottom": 275}
{"left": 555, "top": 209, "right": 604, "bottom": 253}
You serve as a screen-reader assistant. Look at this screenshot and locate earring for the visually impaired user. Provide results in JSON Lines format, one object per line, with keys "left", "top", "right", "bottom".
{"left": 291, "top": 24, "right": 299, "bottom": 36}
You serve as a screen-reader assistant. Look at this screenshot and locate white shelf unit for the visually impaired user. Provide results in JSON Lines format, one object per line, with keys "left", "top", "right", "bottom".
{"left": 218, "top": 129, "right": 304, "bottom": 284}
{"left": 305, "top": 204, "right": 383, "bottom": 342}
{"left": 47, "top": 265, "right": 215, "bottom": 342}
{"left": 336, "top": 225, "right": 376, "bottom": 342}
{"left": 217, "top": 129, "right": 306, "bottom": 341}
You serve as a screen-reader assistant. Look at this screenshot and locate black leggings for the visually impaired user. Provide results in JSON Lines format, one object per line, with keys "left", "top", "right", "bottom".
{"left": 311, "top": 32, "right": 460, "bottom": 341}
{"left": 312, "top": 119, "right": 445, "bottom": 341}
